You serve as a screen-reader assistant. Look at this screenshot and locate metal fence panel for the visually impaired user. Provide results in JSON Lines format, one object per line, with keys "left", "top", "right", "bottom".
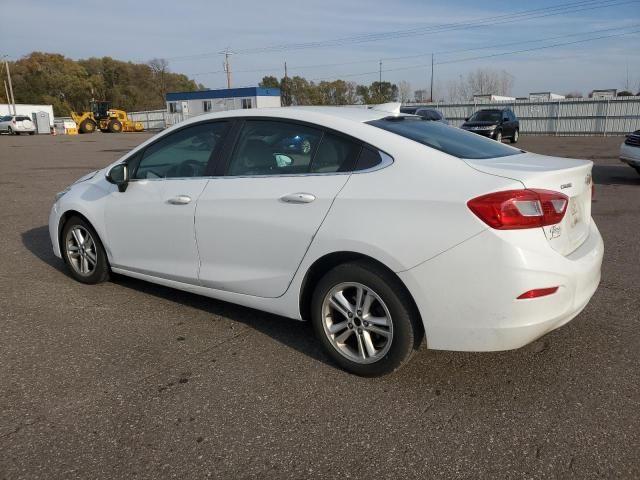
{"left": 422, "top": 97, "right": 640, "bottom": 135}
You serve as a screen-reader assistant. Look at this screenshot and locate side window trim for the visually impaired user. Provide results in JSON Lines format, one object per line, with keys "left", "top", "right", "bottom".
{"left": 128, "top": 120, "right": 230, "bottom": 180}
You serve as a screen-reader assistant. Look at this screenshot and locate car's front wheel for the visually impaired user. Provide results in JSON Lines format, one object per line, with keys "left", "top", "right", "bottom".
{"left": 311, "top": 261, "right": 422, "bottom": 376}
{"left": 494, "top": 130, "right": 503, "bottom": 142}
{"left": 61, "top": 216, "right": 110, "bottom": 284}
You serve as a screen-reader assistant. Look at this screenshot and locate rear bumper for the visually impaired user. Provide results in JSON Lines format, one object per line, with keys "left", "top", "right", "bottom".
{"left": 398, "top": 221, "right": 604, "bottom": 351}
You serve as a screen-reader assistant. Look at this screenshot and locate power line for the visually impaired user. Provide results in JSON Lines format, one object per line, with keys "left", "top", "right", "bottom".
{"left": 166, "top": 0, "right": 635, "bottom": 62}
{"left": 186, "top": 24, "right": 640, "bottom": 80}
{"left": 307, "top": 27, "right": 640, "bottom": 82}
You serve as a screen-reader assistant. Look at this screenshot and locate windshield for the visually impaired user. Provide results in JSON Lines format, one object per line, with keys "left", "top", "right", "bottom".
{"left": 469, "top": 110, "right": 502, "bottom": 123}
{"left": 367, "top": 117, "right": 521, "bottom": 159}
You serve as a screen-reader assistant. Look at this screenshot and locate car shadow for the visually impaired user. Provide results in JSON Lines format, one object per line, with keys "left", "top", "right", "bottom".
{"left": 592, "top": 164, "right": 640, "bottom": 186}
{"left": 21, "top": 225, "right": 331, "bottom": 367}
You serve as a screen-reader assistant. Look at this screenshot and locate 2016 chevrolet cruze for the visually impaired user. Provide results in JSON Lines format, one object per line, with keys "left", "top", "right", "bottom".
{"left": 49, "top": 104, "right": 604, "bottom": 376}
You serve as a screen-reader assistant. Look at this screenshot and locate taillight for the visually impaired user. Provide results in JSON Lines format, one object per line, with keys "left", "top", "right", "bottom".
{"left": 467, "top": 189, "right": 568, "bottom": 230}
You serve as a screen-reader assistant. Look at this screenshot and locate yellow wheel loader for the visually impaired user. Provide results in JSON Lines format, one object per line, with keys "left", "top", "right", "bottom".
{"left": 70, "top": 101, "right": 144, "bottom": 134}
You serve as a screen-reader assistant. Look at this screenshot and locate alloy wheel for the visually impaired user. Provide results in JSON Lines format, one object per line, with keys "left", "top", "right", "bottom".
{"left": 65, "top": 225, "right": 98, "bottom": 276}
{"left": 321, "top": 282, "right": 393, "bottom": 364}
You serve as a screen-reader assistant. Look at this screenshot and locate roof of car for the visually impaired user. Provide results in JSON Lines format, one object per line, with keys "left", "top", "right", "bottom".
{"left": 178, "top": 104, "right": 412, "bottom": 127}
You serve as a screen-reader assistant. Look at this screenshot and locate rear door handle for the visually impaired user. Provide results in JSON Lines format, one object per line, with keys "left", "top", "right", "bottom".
{"left": 280, "top": 193, "right": 316, "bottom": 204}
{"left": 167, "top": 195, "right": 192, "bottom": 205}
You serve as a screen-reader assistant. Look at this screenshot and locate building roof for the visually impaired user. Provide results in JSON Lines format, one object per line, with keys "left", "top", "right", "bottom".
{"left": 166, "top": 87, "right": 280, "bottom": 102}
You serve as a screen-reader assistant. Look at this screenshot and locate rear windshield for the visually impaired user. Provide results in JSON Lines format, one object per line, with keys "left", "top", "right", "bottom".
{"left": 468, "top": 110, "right": 502, "bottom": 122}
{"left": 16, "top": 116, "right": 31, "bottom": 121}
{"left": 367, "top": 117, "right": 521, "bottom": 159}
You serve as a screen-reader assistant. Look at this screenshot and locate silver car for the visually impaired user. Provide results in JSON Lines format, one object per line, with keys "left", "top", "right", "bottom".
{"left": 620, "top": 130, "right": 640, "bottom": 175}
{"left": 0, "top": 115, "right": 36, "bottom": 135}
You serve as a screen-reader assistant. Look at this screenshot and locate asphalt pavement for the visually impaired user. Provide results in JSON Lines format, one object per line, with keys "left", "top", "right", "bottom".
{"left": 0, "top": 132, "right": 639, "bottom": 479}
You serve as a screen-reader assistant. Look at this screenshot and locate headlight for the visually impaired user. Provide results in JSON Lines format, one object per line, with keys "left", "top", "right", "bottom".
{"left": 475, "top": 125, "right": 497, "bottom": 131}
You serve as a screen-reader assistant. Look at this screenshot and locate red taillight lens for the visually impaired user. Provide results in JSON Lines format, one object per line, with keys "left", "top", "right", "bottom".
{"left": 467, "top": 189, "right": 568, "bottom": 230}
{"left": 517, "top": 287, "right": 559, "bottom": 299}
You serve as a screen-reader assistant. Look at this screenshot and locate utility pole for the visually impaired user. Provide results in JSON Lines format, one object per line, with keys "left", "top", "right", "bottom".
{"left": 220, "top": 50, "right": 233, "bottom": 89}
{"left": 283, "top": 61, "right": 288, "bottom": 106}
{"left": 379, "top": 60, "right": 382, "bottom": 101}
{"left": 5, "top": 61, "right": 16, "bottom": 115}
{"left": 430, "top": 53, "right": 434, "bottom": 102}
{"left": 4, "top": 80, "right": 11, "bottom": 112}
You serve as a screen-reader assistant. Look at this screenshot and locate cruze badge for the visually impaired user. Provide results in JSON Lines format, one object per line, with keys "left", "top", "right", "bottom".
{"left": 560, "top": 183, "right": 572, "bottom": 190}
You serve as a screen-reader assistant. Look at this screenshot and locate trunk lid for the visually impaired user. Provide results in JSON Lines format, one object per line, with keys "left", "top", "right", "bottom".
{"left": 466, "top": 152, "right": 593, "bottom": 256}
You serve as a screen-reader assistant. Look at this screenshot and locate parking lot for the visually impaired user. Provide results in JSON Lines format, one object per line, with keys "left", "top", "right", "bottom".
{"left": 1, "top": 132, "right": 639, "bottom": 479}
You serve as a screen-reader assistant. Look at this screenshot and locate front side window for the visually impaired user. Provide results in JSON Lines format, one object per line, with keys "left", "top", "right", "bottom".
{"left": 368, "top": 117, "right": 521, "bottom": 159}
{"left": 134, "top": 122, "right": 228, "bottom": 179}
{"left": 227, "top": 120, "right": 322, "bottom": 176}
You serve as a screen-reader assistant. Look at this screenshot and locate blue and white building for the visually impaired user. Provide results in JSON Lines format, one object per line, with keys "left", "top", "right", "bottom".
{"left": 166, "top": 87, "right": 281, "bottom": 119}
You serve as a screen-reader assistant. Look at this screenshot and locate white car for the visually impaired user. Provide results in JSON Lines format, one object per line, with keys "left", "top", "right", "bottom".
{"left": 49, "top": 104, "right": 603, "bottom": 376}
{"left": 620, "top": 130, "right": 640, "bottom": 175}
{"left": 0, "top": 115, "right": 36, "bottom": 135}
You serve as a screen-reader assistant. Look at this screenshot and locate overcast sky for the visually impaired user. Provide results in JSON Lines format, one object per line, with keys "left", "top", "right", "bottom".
{"left": 2, "top": 0, "right": 639, "bottom": 98}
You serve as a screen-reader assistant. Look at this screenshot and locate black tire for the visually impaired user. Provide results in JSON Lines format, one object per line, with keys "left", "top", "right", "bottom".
{"left": 311, "top": 261, "right": 423, "bottom": 377}
{"left": 510, "top": 129, "right": 519, "bottom": 144}
{"left": 61, "top": 216, "right": 110, "bottom": 284}
{"left": 8, "top": 127, "right": 14, "bottom": 135}
{"left": 79, "top": 119, "right": 97, "bottom": 134}
{"left": 634, "top": 166, "right": 640, "bottom": 176}
{"left": 494, "top": 130, "right": 503, "bottom": 142}
{"left": 108, "top": 120, "right": 122, "bottom": 133}
{"left": 29, "top": 131, "right": 35, "bottom": 135}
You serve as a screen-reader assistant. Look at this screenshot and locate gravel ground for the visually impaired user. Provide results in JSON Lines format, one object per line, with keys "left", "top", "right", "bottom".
{"left": 0, "top": 132, "right": 639, "bottom": 479}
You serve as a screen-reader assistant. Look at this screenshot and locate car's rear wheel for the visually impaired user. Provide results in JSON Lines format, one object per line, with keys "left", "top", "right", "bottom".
{"left": 8, "top": 127, "right": 14, "bottom": 135}
{"left": 61, "top": 216, "right": 110, "bottom": 284}
{"left": 510, "top": 129, "right": 519, "bottom": 143}
{"left": 311, "top": 261, "right": 422, "bottom": 376}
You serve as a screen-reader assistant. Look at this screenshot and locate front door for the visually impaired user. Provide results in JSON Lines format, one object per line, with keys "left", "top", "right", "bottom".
{"left": 196, "top": 119, "right": 362, "bottom": 298}
{"left": 104, "top": 121, "right": 229, "bottom": 282}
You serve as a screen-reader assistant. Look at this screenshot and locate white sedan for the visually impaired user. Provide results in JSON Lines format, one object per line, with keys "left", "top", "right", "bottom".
{"left": 620, "top": 130, "right": 640, "bottom": 175}
{"left": 49, "top": 104, "right": 603, "bottom": 376}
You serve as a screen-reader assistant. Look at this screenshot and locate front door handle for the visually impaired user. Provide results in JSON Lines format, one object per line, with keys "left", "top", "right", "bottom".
{"left": 167, "top": 195, "right": 192, "bottom": 205}
{"left": 280, "top": 192, "right": 316, "bottom": 204}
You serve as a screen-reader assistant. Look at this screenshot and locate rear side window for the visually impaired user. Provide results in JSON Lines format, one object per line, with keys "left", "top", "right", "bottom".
{"left": 310, "top": 133, "right": 361, "bottom": 173}
{"left": 368, "top": 118, "right": 521, "bottom": 159}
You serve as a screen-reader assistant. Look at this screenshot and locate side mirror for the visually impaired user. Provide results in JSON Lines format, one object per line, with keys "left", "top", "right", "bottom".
{"left": 106, "top": 163, "right": 129, "bottom": 192}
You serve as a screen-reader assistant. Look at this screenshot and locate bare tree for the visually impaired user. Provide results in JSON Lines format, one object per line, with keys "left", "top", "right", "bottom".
{"left": 447, "top": 69, "right": 514, "bottom": 101}
{"left": 148, "top": 58, "right": 170, "bottom": 102}
{"left": 398, "top": 80, "right": 413, "bottom": 103}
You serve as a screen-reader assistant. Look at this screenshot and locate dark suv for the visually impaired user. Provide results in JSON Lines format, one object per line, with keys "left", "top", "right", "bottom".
{"left": 461, "top": 108, "right": 519, "bottom": 143}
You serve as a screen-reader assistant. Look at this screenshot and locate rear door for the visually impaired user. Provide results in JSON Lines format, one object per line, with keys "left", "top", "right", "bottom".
{"left": 195, "top": 119, "right": 362, "bottom": 298}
